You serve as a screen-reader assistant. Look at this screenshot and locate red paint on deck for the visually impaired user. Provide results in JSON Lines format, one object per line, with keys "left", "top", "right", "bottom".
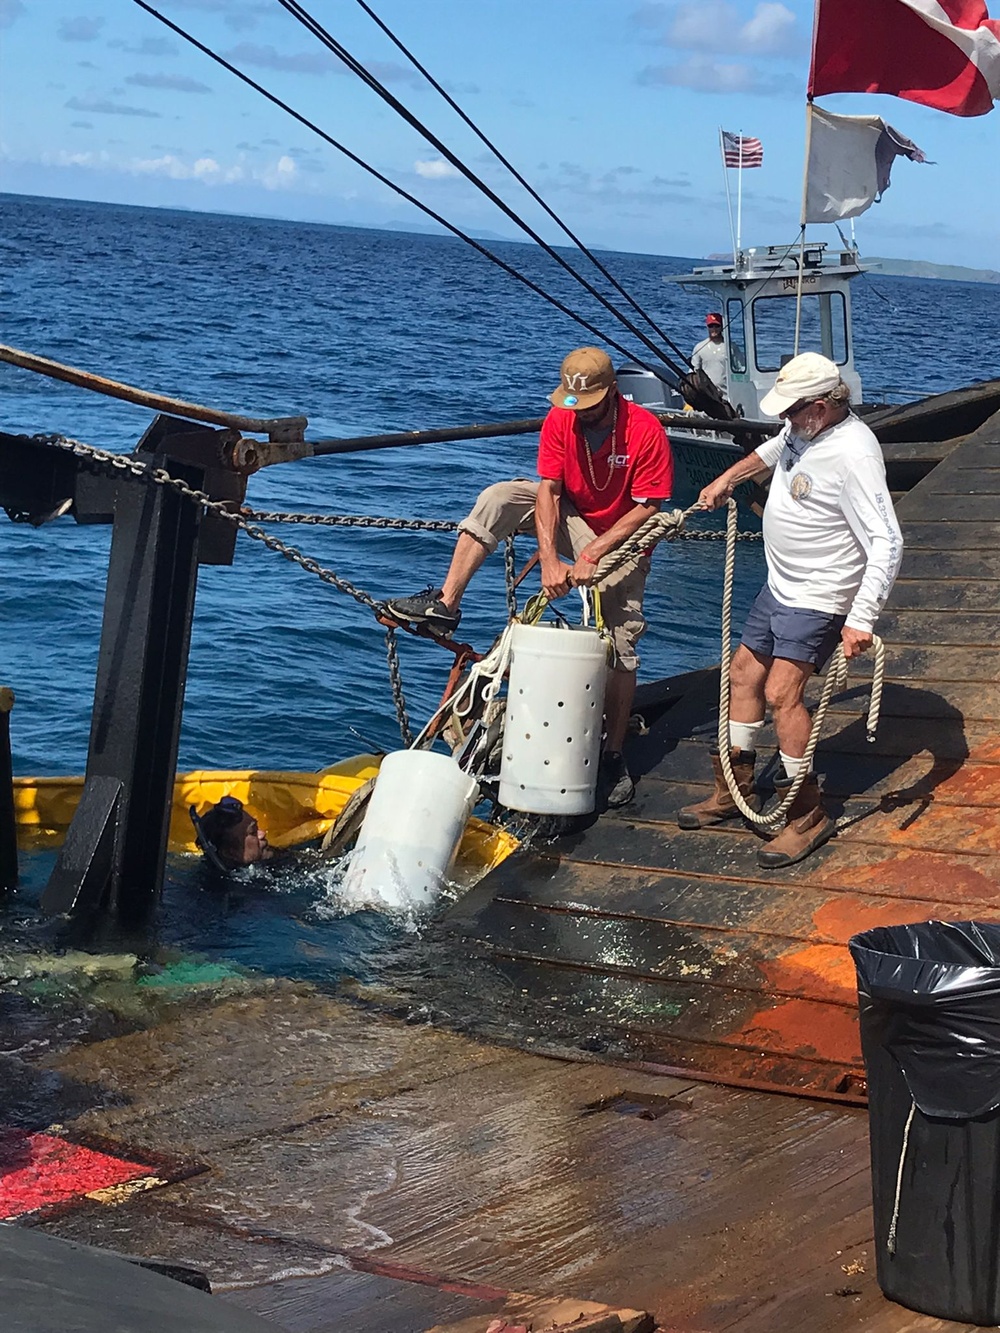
{"left": 0, "top": 1128, "right": 152, "bottom": 1220}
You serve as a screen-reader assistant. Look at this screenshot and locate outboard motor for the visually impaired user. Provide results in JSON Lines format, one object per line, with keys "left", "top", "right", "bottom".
{"left": 615, "top": 362, "right": 686, "bottom": 412}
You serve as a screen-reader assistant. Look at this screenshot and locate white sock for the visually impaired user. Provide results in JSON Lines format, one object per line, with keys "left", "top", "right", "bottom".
{"left": 729, "top": 719, "right": 764, "bottom": 754}
{"left": 780, "top": 752, "right": 805, "bottom": 779}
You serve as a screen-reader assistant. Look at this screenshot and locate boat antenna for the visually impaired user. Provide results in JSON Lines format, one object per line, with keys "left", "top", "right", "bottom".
{"left": 130, "top": 0, "right": 673, "bottom": 380}
{"left": 346, "top": 0, "right": 692, "bottom": 369}
{"left": 273, "top": 0, "right": 689, "bottom": 379}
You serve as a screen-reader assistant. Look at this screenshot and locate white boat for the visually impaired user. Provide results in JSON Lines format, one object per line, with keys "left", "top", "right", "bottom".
{"left": 616, "top": 240, "right": 868, "bottom": 508}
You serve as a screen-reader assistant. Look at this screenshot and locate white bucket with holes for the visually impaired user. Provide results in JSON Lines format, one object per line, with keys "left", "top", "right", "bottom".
{"left": 342, "top": 750, "right": 479, "bottom": 910}
{"left": 498, "top": 622, "right": 607, "bottom": 815}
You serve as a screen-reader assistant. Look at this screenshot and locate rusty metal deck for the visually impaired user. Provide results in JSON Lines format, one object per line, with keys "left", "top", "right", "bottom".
{"left": 444, "top": 409, "right": 1000, "bottom": 1099}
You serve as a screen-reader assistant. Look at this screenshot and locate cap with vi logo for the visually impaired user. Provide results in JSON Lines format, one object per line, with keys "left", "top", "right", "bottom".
{"left": 549, "top": 347, "right": 616, "bottom": 411}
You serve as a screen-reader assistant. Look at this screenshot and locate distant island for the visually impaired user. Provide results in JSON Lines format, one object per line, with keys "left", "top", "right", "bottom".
{"left": 865, "top": 257, "right": 999, "bottom": 284}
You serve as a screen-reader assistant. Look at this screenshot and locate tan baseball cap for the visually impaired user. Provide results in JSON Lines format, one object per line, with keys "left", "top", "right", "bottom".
{"left": 759, "top": 352, "right": 842, "bottom": 417}
{"left": 549, "top": 347, "right": 616, "bottom": 411}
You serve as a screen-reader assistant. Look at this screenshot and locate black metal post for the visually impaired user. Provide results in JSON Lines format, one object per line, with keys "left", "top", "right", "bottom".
{"left": 0, "top": 688, "right": 17, "bottom": 891}
{"left": 40, "top": 419, "right": 245, "bottom": 935}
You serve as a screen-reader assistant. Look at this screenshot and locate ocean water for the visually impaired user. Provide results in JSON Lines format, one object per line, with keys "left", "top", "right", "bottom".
{"left": 0, "top": 192, "right": 996, "bottom": 981}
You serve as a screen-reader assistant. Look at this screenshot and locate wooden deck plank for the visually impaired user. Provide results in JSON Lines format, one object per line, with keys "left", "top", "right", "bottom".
{"left": 875, "top": 609, "right": 1000, "bottom": 646}
{"left": 898, "top": 548, "right": 1000, "bottom": 579}
{"left": 898, "top": 492, "right": 1000, "bottom": 520}
{"left": 889, "top": 521, "right": 998, "bottom": 549}
{"left": 454, "top": 429, "right": 1000, "bottom": 1098}
{"left": 887, "top": 580, "right": 1000, "bottom": 612}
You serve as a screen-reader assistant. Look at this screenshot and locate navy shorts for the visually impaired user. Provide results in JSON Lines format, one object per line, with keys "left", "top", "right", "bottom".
{"left": 740, "top": 585, "right": 846, "bottom": 669}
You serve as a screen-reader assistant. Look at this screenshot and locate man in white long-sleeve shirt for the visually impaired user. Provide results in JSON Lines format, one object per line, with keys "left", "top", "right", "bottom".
{"left": 679, "top": 352, "right": 903, "bottom": 867}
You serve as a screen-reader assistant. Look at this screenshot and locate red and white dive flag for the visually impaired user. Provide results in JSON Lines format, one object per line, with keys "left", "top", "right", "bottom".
{"left": 810, "top": 0, "right": 1000, "bottom": 117}
{"left": 722, "top": 131, "right": 763, "bottom": 167}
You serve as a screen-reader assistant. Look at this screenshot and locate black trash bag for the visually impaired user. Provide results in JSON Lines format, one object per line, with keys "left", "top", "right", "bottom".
{"left": 850, "top": 919, "right": 1000, "bottom": 1119}
{"left": 850, "top": 920, "right": 1000, "bottom": 1325}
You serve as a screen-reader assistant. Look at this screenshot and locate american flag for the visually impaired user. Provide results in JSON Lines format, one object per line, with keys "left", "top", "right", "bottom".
{"left": 722, "top": 130, "right": 763, "bottom": 168}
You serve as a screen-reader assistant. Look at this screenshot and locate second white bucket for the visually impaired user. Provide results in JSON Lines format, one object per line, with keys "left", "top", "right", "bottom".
{"left": 498, "top": 622, "right": 607, "bottom": 816}
{"left": 341, "top": 750, "right": 479, "bottom": 911}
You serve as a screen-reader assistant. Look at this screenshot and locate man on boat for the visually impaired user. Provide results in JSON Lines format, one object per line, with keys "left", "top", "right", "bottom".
{"left": 691, "top": 313, "right": 728, "bottom": 396}
{"left": 387, "top": 346, "right": 674, "bottom": 807}
{"left": 678, "top": 352, "right": 902, "bottom": 867}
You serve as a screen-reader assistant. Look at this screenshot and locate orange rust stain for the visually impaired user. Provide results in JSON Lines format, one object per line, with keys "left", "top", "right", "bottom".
{"left": 811, "top": 894, "right": 942, "bottom": 944}
{"left": 726, "top": 997, "right": 861, "bottom": 1065}
{"left": 760, "top": 944, "right": 857, "bottom": 1005}
{"left": 881, "top": 803, "right": 1000, "bottom": 854}
{"left": 934, "top": 761, "right": 1000, "bottom": 804}
{"left": 968, "top": 735, "right": 1000, "bottom": 765}
{"left": 812, "top": 849, "right": 1000, "bottom": 904}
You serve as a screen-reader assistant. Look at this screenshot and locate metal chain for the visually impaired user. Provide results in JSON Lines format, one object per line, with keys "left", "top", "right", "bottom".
{"left": 245, "top": 509, "right": 459, "bottom": 532}
{"left": 31, "top": 434, "right": 422, "bottom": 738}
{"left": 26, "top": 434, "right": 762, "bottom": 747}
{"left": 383, "top": 626, "right": 413, "bottom": 746}
{"left": 246, "top": 506, "right": 760, "bottom": 541}
{"left": 503, "top": 536, "right": 518, "bottom": 619}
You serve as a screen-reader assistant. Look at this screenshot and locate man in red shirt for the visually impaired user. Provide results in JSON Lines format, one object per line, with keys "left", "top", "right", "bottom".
{"left": 387, "top": 347, "right": 674, "bottom": 806}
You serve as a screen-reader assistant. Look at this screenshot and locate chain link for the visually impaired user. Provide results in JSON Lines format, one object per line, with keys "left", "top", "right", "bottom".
{"left": 245, "top": 509, "right": 459, "bottom": 532}
{"left": 503, "top": 536, "right": 518, "bottom": 619}
{"left": 383, "top": 626, "right": 413, "bottom": 746}
{"left": 26, "top": 433, "right": 762, "bottom": 747}
{"left": 245, "top": 506, "right": 760, "bottom": 541}
{"left": 31, "top": 433, "right": 420, "bottom": 735}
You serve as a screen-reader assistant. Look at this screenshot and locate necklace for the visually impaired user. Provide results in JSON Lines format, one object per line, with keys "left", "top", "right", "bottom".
{"left": 582, "top": 401, "right": 618, "bottom": 492}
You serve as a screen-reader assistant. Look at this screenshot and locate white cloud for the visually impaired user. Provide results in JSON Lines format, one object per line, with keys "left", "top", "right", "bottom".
{"left": 637, "top": 1, "right": 799, "bottom": 56}
{"left": 741, "top": 2, "right": 797, "bottom": 52}
{"left": 414, "top": 159, "right": 460, "bottom": 180}
{"left": 33, "top": 146, "right": 298, "bottom": 191}
{"left": 636, "top": 56, "right": 772, "bottom": 93}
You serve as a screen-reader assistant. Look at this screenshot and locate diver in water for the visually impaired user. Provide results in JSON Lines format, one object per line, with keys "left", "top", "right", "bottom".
{"left": 192, "top": 795, "right": 274, "bottom": 871}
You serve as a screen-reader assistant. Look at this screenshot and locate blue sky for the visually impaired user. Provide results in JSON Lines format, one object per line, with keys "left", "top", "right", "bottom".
{"left": 1, "top": 0, "right": 997, "bottom": 265}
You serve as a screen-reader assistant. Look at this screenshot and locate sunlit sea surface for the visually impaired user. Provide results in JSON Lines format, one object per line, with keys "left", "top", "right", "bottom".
{"left": 1, "top": 192, "right": 997, "bottom": 1007}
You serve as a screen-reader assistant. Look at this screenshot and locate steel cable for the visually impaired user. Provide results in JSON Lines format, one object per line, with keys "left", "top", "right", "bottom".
{"left": 351, "top": 0, "right": 691, "bottom": 367}
{"left": 277, "top": 0, "right": 686, "bottom": 377}
{"left": 130, "top": 0, "right": 666, "bottom": 377}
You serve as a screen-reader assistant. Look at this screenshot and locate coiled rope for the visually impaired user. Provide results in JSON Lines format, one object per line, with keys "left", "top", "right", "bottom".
{"left": 715, "top": 498, "right": 885, "bottom": 829}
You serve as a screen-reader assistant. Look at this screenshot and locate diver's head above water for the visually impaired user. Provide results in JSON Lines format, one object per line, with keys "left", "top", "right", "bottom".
{"left": 198, "top": 795, "right": 272, "bottom": 869}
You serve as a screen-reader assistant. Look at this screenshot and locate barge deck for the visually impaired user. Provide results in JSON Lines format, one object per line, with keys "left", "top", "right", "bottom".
{"left": 2, "top": 407, "right": 998, "bottom": 1333}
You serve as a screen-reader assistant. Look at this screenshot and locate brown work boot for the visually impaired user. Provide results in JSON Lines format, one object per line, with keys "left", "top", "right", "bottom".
{"left": 677, "top": 748, "right": 760, "bottom": 829}
{"left": 757, "top": 773, "right": 835, "bottom": 868}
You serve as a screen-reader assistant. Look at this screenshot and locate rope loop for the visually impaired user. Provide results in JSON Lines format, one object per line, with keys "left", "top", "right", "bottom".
{"left": 715, "top": 499, "right": 885, "bottom": 828}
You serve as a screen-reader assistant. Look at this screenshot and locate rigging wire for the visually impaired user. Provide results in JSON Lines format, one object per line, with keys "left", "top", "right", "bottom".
{"left": 274, "top": 0, "right": 688, "bottom": 379}
{"left": 348, "top": 0, "right": 692, "bottom": 369}
{"left": 131, "top": 0, "right": 668, "bottom": 378}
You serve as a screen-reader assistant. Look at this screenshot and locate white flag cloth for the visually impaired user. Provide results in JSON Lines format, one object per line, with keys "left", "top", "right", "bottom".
{"left": 803, "top": 105, "right": 927, "bottom": 224}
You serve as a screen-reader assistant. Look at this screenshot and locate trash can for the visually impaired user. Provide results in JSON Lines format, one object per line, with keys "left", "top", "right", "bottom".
{"left": 849, "top": 921, "right": 1000, "bottom": 1325}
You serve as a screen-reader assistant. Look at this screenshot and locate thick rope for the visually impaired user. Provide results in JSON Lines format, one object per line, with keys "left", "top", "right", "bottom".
{"left": 715, "top": 499, "right": 885, "bottom": 829}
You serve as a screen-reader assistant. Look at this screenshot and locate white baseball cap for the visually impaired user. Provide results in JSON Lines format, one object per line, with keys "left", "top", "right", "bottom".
{"left": 759, "top": 353, "right": 842, "bottom": 418}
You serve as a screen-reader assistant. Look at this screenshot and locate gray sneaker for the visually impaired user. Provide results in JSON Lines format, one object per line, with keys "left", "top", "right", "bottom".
{"left": 385, "top": 586, "right": 461, "bottom": 635}
{"left": 599, "top": 750, "right": 635, "bottom": 807}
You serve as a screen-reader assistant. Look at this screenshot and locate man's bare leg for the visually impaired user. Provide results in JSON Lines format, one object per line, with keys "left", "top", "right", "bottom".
{"left": 440, "top": 532, "right": 491, "bottom": 612}
{"left": 604, "top": 668, "right": 636, "bottom": 753}
{"left": 729, "top": 644, "right": 769, "bottom": 729}
{"left": 764, "top": 657, "right": 815, "bottom": 760}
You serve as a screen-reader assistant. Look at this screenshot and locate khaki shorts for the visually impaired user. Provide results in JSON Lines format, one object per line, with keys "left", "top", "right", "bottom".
{"left": 458, "top": 479, "right": 651, "bottom": 673}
